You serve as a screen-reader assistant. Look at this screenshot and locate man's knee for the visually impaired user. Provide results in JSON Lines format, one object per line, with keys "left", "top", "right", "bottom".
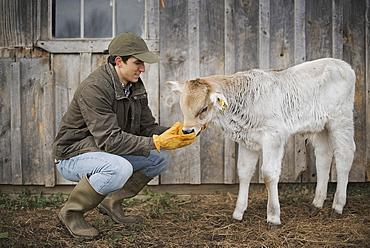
{"left": 90, "top": 154, "right": 133, "bottom": 194}
{"left": 108, "top": 157, "right": 133, "bottom": 188}
{"left": 159, "top": 149, "right": 172, "bottom": 163}
{"left": 143, "top": 150, "right": 172, "bottom": 177}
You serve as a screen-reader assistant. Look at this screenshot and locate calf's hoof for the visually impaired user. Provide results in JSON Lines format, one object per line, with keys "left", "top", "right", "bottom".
{"left": 309, "top": 205, "right": 322, "bottom": 216}
{"left": 330, "top": 209, "right": 342, "bottom": 218}
{"left": 268, "top": 222, "right": 281, "bottom": 230}
{"left": 232, "top": 212, "right": 244, "bottom": 221}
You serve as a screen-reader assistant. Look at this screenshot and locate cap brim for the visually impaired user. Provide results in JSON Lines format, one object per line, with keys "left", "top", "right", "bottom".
{"left": 134, "top": 51, "right": 162, "bottom": 63}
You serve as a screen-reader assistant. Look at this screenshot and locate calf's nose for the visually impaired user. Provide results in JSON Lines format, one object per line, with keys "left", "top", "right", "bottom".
{"left": 182, "top": 129, "right": 195, "bottom": 134}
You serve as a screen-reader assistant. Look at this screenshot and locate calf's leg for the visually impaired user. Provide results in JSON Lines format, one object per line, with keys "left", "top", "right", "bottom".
{"left": 330, "top": 121, "right": 355, "bottom": 216}
{"left": 310, "top": 130, "right": 333, "bottom": 214}
{"left": 261, "top": 138, "right": 285, "bottom": 228}
{"left": 232, "top": 145, "right": 259, "bottom": 221}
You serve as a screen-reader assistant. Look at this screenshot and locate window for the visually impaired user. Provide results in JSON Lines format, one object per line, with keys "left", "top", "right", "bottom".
{"left": 52, "top": 0, "right": 145, "bottom": 39}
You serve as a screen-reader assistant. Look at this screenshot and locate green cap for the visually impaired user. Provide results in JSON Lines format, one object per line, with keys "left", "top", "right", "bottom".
{"left": 107, "top": 32, "right": 162, "bottom": 63}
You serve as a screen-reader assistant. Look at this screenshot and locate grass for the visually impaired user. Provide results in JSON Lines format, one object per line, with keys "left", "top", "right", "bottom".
{"left": 0, "top": 189, "right": 68, "bottom": 210}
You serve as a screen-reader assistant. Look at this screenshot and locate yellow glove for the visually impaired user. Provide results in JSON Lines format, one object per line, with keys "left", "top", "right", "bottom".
{"left": 153, "top": 122, "right": 196, "bottom": 152}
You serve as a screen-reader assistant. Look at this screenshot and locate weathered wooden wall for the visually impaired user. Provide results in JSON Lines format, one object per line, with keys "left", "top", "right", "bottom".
{"left": 0, "top": 0, "right": 369, "bottom": 188}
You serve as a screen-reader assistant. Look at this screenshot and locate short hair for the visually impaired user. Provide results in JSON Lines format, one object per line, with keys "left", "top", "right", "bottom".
{"left": 107, "top": 55, "right": 132, "bottom": 66}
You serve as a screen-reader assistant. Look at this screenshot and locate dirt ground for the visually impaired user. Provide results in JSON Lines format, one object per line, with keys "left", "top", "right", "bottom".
{"left": 1, "top": 183, "right": 369, "bottom": 248}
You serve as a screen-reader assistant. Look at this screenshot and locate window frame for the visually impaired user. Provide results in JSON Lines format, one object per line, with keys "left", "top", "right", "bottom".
{"left": 37, "top": 0, "right": 158, "bottom": 54}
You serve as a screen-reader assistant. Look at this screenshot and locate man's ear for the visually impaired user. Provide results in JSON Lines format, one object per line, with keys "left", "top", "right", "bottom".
{"left": 210, "top": 92, "right": 228, "bottom": 112}
{"left": 115, "top": 56, "right": 123, "bottom": 67}
{"left": 166, "top": 81, "right": 185, "bottom": 95}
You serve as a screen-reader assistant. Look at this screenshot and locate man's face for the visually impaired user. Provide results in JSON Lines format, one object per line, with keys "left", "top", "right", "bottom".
{"left": 115, "top": 56, "right": 145, "bottom": 84}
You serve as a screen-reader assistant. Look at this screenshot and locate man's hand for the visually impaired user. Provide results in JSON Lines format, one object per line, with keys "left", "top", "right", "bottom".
{"left": 153, "top": 122, "right": 196, "bottom": 152}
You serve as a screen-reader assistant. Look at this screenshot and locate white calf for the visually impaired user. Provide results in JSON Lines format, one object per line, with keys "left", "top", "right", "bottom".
{"left": 167, "top": 58, "right": 356, "bottom": 228}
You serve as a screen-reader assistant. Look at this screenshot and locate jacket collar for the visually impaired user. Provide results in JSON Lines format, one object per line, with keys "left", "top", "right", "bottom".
{"left": 106, "top": 63, "right": 146, "bottom": 100}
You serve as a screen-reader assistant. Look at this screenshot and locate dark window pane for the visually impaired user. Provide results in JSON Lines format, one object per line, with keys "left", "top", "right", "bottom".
{"left": 53, "top": 0, "right": 80, "bottom": 38}
{"left": 84, "top": 0, "right": 112, "bottom": 38}
{"left": 116, "top": 0, "right": 144, "bottom": 36}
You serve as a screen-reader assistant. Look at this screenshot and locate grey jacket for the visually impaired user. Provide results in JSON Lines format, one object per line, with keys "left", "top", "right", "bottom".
{"left": 53, "top": 63, "right": 168, "bottom": 160}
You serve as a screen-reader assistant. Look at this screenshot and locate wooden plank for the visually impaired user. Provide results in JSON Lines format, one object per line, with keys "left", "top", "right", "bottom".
{"left": 17, "top": 49, "right": 50, "bottom": 185}
{"left": 303, "top": 141, "right": 318, "bottom": 182}
{"left": 305, "top": 0, "right": 332, "bottom": 60}
{"left": 332, "top": 0, "right": 344, "bottom": 59}
{"left": 144, "top": 0, "right": 160, "bottom": 40}
{"left": 269, "top": 0, "right": 295, "bottom": 69}
{"left": 0, "top": 56, "right": 13, "bottom": 184}
{"left": 0, "top": 0, "right": 34, "bottom": 47}
{"left": 79, "top": 53, "right": 92, "bottom": 82}
{"left": 224, "top": 0, "right": 237, "bottom": 184}
{"left": 295, "top": 135, "right": 309, "bottom": 182}
{"left": 224, "top": 0, "right": 236, "bottom": 75}
{"left": 143, "top": 0, "right": 160, "bottom": 186}
{"left": 142, "top": 0, "right": 161, "bottom": 123}
{"left": 91, "top": 54, "right": 107, "bottom": 69}
{"left": 38, "top": 0, "right": 50, "bottom": 40}
{"left": 142, "top": 62, "right": 160, "bottom": 122}
{"left": 366, "top": 0, "right": 370, "bottom": 181}
{"left": 52, "top": 54, "right": 81, "bottom": 185}
{"left": 35, "top": 0, "right": 41, "bottom": 40}
{"left": 53, "top": 54, "right": 81, "bottom": 117}
{"left": 186, "top": 0, "right": 201, "bottom": 184}
{"left": 199, "top": 0, "right": 225, "bottom": 184}
{"left": 188, "top": 0, "right": 200, "bottom": 79}
{"left": 41, "top": 71, "right": 55, "bottom": 187}
{"left": 159, "top": 0, "right": 194, "bottom": 184}
{"left": 234, "top": 0, "right": 259, "bottom": 72}
{"left": 342, "top": 0, "right": 367, "bottom": 182}
{"left": 37, "top": 40, "right": 111, "bottom": 53}
{"left": 10, "top": 62, "right": 22, "bottom": 185}
{"left": 259, "top": 0, "right": 270, "bottom": 70}
{"left": 294, "top": 0, "right": 306, "bottom": 64}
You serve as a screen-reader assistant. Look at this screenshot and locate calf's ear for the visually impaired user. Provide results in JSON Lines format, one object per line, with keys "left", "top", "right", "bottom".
{"left": 210, "top": 92, "right": 228, "bottom": 112}
{"left": 166, "top": 81, "right": 185, "bottom": 95}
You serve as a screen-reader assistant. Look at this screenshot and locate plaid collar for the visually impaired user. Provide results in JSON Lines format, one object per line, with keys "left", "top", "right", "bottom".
{"left": 122, "top": 82, "right": 132, "bottom": 97}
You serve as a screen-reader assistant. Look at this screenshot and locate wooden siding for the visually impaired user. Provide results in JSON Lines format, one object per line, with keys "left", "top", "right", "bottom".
{"left": 0, "top": 0, "right": 369, "bottom": 188}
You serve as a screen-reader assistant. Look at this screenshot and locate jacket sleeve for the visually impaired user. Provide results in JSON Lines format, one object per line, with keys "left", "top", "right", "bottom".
{"left": 78, "top": 82, "right": 154, "bottom": 157}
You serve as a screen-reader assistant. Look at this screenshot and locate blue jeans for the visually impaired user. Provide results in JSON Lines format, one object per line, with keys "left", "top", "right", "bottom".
{"left": 56, "top": 150, "right": 171, "bottom": 195}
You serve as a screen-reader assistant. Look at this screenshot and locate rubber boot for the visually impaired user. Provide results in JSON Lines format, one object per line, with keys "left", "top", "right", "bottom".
{"left": 58, "top": 175, "right": 106, "bottom": 239}
{"left": 98, "top": 170, "right": 152, "bottom": 224}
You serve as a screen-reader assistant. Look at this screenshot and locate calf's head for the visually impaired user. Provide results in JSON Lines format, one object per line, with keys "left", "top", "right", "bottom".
{"left": 166, "top": 78, "right": 228, "bottom": 135}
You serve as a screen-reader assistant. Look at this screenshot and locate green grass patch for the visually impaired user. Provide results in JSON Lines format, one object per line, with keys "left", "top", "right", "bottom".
{"left": 0, "top": 189, "right": 67, "bottom": 210}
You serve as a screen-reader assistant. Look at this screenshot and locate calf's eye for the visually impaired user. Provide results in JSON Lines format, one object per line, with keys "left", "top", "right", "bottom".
{"left": 201, "top": 107, "right": 208, "bottom": 113}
